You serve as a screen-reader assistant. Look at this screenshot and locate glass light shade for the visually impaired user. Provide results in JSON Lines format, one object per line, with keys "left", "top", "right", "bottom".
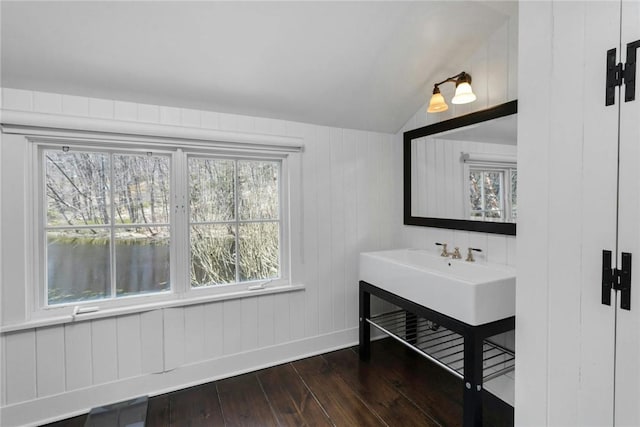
{"left": 427, "top": 92, "right": 449, "bottom": 113}
{"left": 451, "top": 82, "right": 477, "bottom": 104}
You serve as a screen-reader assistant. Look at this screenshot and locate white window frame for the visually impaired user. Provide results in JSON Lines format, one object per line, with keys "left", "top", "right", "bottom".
{"left": 462, "top": 153, "right": 517, "bottom": 223}
{"left": 30, "top": 137, "right": 292, "bottom": 320}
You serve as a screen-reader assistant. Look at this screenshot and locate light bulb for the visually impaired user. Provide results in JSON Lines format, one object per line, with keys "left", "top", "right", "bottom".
{"left": 427, "top": 91, "right": 449, "bottom": 113}
{"left": 451, "top": 82, "right": 476, "bottom": 105}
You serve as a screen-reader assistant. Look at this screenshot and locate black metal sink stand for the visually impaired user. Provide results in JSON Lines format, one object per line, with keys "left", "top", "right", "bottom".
{"left": 359, "top": 280, "right": 515, "bottom": 427}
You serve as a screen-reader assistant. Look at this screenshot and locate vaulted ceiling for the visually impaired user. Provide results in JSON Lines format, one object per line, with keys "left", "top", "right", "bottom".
{"left": 1, "top": 1, "right": 514, "bottom": 133}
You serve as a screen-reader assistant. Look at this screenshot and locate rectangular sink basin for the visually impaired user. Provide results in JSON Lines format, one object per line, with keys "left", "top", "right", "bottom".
{"left": 359, "top": 249, "right": 515, "bottom": 326}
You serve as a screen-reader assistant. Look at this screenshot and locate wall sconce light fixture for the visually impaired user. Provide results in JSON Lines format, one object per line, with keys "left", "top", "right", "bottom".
{"left": 427, "top": 71, "right": 477, "bottom": 113}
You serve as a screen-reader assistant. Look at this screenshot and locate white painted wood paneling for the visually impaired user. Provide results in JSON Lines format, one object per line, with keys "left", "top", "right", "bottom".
{"left": 507, "top": 18, "right": 519, "bottom": 101}
{"left": 163, "top": 308, "right": 185, "bottom": 371}
{"left": 180, "top": 108, "right": 201, "bottom": 128}
{"left": 64, "top": 322, "right": 92, "bottom": 391}
{"left": 302, "top": 126, "right": 320, "bottom": 337}
{"left": 201, "top": 111, "right": 220, "bottom": 130}
{"left": 487, "top": 23, "right": 509, "bottom": 106}
{"left": 515, "top": 2, "right": 640, "bottom": 425}
{"left": 469, "top": 45, "right": 489, "bottom": 111}
{"left": 289, "top": 290, "right": 306, "bottom": 341}
{"left": 257, "top": 294, "right": 275, "bottom": 348}
{"left": 1, "top": 335, "right": 7, "bottom": 406}
{"left": 222, "top": 299, "right": 242, "bottom": 355}
{"left": 241, "top": 297, "right": 258, "bottom": 351}
{"left": 33, "top": 91, "right": 62, "bottom": 114}
{"left": 184, "top": 304, "right": 205, "bottom": 364}
{"left": 343, "top": 130, "right": 360, "bottom": 329}
{"left": 90, "top": 318, "right": 118, "bottom": 385}
{"left": 203, "top": 302, "right": 224, "bottom": 359}
{"left": 380, "top": 135, "right": 395, "bottom": 247}
{"left": 61, "top": 95, "right": 89, "bottom": 117}
{"left": 487, "top": 235, "right": 508, "bottom": 265}
{"left": 5, "top": 331, "right": 36, "bottom": 404}
{"left": 88, "top": 98, "right": 114, "bottom": 119}
{"left": 116, "top": 315, "right": 142, "bottom": 379}
{"left": 355, "top": 130, "right": 371, "bottom": 254}
{"left": 137, "top": 104, "right": 160, "bottom": 123}
{"left": 614, "top": 1, "right": 640, "bottom": 424}
{"left": 219, "top": 112, "right": 255, "bottom": 133}
{"left": 114, "top": 101, "right": 138, "bottom": 122}
{"left": 254, "top": 116, "right": 288, "bottom": 137}
{"left": 545, "top": 4, "right": 587, "bottom": 423}
{"left": 140, "top": 310, "right": 164, "bottom": 374}
{"left": 273, "top": 292, "right": 290, "bottom": 344}
{"left": 316, "top": 126, "right": 333, "bottom": 334}
{"left": 370, "top": 132, "right": 384, "bottom": 250}
{"left": 506, "top": 236, "right": 516, "bottom": 267}
{"left": 330, "top": 128, "right": 347, "bottom": 331}
{"left": 286, "top": 144, "right": 305, "bottom": 341}
{"left": 160, "top": 106, "right": 181, "bottom": 126}
{"left": 515, "top": 3, "right": 552, "bottom": 424}
{"left": 1, "top": 135, "right": 28, "bottom": 324}
{"left": 2, "top": 88, "right": 33, "bottom": 111}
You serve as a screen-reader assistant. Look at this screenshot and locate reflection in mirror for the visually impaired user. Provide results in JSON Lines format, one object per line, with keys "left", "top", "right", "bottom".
{"left": 404, "top": 100, "right": 517, "bottom": 235}
{"left": 411, "top": 114, "right": 517, "bottom": 222}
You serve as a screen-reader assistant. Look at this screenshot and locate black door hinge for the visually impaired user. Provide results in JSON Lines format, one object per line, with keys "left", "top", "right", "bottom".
{"left": 606, "top": 40, "right": 640, "bottom": 106}
{"left": 606, "top": 49, "right": 623, "bottom": 106}
{"left": 602, "top": 250, "right": 632, "bottom": 310}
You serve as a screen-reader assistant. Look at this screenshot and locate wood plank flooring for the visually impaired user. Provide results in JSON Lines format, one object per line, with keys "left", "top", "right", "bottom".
{"left": 44, "top": 338, "right": 513, "bottom": 427}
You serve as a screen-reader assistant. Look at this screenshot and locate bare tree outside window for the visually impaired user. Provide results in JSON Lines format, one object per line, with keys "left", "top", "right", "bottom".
{"left": 189, "top": 158, "right": 280, "bottom": 287}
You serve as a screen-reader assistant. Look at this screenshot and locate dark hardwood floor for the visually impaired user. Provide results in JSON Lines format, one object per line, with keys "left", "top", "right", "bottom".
{"left": 44, "top": 338, "right": 513, "bottom": 427}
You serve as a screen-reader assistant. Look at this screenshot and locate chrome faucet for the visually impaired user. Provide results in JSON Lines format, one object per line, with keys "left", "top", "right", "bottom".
{"left": 435, "top": 242, "right": 450, "bottom": 257}
{"left": 451, "top": 247, "right": 462, "bottom": 259}
{"left": 466, "top": 247, "right": 483, "bottom": 262}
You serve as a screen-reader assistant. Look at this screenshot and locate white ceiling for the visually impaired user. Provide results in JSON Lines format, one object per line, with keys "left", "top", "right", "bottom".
{"left": 1, "top": 1, "right": 513, "bottom": 134}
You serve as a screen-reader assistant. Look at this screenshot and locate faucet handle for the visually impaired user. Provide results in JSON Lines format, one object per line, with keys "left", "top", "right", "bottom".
{"left": 435, "top": 242, "right": 449, "bottom": 257}
{"left": 466, "top": 247, "right": 483, "bottom": 262}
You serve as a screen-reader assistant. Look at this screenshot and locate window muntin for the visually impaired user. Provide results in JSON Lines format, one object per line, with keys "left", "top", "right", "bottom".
{"left": 188, "top": 157, "right": 281, "bottom": 287}
{"left": 43, "top": 148, "right": 172, "bottom": 305}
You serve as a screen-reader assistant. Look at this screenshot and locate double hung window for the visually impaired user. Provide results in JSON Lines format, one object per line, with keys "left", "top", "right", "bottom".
{"left": 38, "top": 142, "right": 286, "bottom": 310}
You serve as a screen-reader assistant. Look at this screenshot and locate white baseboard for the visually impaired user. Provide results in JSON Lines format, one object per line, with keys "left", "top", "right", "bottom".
{"left": 1, "top": 327, "right": 359, "bottom": 427}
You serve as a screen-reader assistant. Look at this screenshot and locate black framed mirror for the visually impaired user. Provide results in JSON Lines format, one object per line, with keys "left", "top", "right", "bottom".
{"left": 404, "top": 100, "right": 517, "bottom": 235}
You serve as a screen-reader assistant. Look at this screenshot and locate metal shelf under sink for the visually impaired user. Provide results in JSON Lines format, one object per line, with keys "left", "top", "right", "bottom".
{"left": 367, "top": 309, "right": 515, "bottom": 383}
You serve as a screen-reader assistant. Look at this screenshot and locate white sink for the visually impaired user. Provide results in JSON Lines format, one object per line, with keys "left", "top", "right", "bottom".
{"left": 359, "top": 249, "right": 515, "bottom": 326}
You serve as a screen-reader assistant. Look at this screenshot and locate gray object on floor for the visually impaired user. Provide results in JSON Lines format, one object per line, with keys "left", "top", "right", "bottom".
{"left": 85, "top": 396, "right": 148, "bottom": 427}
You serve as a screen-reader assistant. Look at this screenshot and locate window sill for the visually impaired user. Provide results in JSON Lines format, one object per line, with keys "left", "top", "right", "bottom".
{"left": 0, "top": 283, "right": 305, "bottom": 334}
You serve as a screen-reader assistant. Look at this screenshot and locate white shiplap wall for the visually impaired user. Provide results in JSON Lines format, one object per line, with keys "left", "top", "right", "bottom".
{"left": 0, "top": 88, "right": 396, "bottom": 426}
